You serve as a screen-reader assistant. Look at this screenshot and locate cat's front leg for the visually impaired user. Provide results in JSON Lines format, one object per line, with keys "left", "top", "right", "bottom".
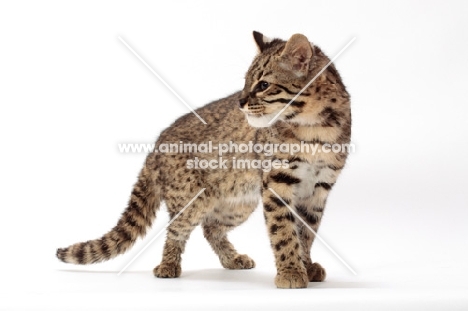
{"left": 263, "top": 183, "right": 308, "bottom": 289}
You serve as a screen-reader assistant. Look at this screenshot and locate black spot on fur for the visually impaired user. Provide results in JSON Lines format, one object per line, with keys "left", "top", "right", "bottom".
{"left": 275, "top": 239, "right": 290, "bottom": 251}
{"left": 286, "top": 213, "right": 295, "bottom": 222}
{"left": 123, "top": 214, "right": 138, "bottom": 228}
{"left": 271, "top": 172, "right": 301, "bottom": 185}
{"left": 315, "top": 182, "right": 334, "bottom": 190}
{"left": 74, "top": 243, "right": 85, "bottom": 264}
{"left": 264, "top": 203, "right": 276, "bottom": 212}
{"left": 276, "top": 85, "right": 298, "bottom": 95}
{"left": 290, "top": 100, "right": 305, "bottom": 108}
{"left": 270, "top": 224, "right": 279, "bottom": 235}
{"left": 263, "top": 98, "right": 305, "bottom": 108}
{"left": 296, "top": 205, "right": 319, "bottom": 225}
{"left": 270, "top": 195, "right": 289, "bottom": 207}
{"left": 288, "top": 156, "right": 305, "bottom": 164}
{"left": 327, "top": 165, "right": 343, "bottom": 171}
{"left": 99, "top": 239, "right": 111, "bottom": 258}
{"left": 320, "top": 107, "right": 343, "bottom": 127}
{"left": 115, "top": 226, "right": 132, "bottom": 242}
{"left": 168, "top": 228, "right": 179, "bottom": 237}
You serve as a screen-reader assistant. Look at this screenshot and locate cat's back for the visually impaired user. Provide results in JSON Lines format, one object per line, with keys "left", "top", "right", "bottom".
{"left": 158, "top": 91, "right": 254, "bottom": 144}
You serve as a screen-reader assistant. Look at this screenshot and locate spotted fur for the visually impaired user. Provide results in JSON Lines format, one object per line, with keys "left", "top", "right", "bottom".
{"left": 57, "top": 31, "right": 351, "bottom": 289}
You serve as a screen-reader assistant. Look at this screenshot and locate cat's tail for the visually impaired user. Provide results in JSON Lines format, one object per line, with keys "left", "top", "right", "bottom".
{"left": 56, "top": 155, "right": 161, "bottom": 265}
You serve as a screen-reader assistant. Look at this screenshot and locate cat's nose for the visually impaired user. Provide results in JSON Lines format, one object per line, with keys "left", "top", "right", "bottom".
{"left": 238, "top": 97, "right": 248, "bottom": 108}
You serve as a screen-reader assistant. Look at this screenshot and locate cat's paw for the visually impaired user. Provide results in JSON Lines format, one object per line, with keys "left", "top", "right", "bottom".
{"left": 153, "top": 262, "right": 181, "bottom": 278}
{"left": 275, "top": 269, "right": 308, "bottom": 289}
{"left": 306, "top": 262, "right": 327, "bottom": 282}
{"left": 222, "top": 254, "right": 256, "bottom": 270}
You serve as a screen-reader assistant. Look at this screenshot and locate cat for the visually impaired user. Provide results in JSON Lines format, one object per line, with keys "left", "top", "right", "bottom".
{"left": 56, "top": 31, "right": 351, "bottom": 289}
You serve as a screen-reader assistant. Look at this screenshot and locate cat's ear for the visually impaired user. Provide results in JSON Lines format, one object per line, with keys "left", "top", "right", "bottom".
{"left": 253, "top": 31, "right": 273, "bottom": 53}
{"left": 279, "top": 34, "right": 313, "bottom": 78}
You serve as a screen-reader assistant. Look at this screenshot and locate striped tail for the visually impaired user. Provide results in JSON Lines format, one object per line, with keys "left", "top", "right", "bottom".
{"left": 56, "top": 155, "right": 161, "bottom": 264}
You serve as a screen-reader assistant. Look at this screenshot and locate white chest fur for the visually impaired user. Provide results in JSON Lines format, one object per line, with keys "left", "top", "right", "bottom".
{"left": 291, "top": 162, "right": 338, "bottom": 198}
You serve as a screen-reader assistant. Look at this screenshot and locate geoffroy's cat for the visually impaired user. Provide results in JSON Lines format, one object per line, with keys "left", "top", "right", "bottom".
{"left": 57, "top": 31, "right": 351, "bottom": 289}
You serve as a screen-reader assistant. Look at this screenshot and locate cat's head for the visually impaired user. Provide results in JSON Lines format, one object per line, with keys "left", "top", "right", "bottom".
{"left": 239, "top": 31, "right": 318, "bottom": 128}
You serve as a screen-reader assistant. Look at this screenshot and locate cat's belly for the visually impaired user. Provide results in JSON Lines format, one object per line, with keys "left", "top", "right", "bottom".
{"left": 223, "top": 185, "right": 261, "bottom": 206}
{"left": 205, "top": 186, "right": 260, "bottom": 226}
{"left": 222, "top": 184, "right": 261, "bottom": 206}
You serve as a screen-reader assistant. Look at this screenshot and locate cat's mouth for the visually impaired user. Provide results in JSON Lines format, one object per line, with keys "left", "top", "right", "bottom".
{"left": 245, "top": 113, "right": 277, "bottom": 128}
{"left": 245, "top": 111, "right": 263, "bottom": 116}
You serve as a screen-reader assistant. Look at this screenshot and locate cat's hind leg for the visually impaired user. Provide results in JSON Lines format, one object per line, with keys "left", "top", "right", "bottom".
{"left": 202, "top": 202, "right": 257, "bottom": 270}
{"left": 153, "top": 195, "right": 213, "bottom": 278}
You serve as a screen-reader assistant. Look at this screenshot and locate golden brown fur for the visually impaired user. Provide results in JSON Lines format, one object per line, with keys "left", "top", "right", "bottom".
{"left": 57, "top": 31, "right": 351, "bottom": 289}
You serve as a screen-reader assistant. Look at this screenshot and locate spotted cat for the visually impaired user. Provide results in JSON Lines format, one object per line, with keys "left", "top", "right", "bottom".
{"left": 57, "top": 31, "right": 351, "bottom": 289}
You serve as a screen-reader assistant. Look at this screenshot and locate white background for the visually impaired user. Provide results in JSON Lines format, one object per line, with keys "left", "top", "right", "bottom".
{"left": 1, "top": 0, "right": 468, "bottom": 310}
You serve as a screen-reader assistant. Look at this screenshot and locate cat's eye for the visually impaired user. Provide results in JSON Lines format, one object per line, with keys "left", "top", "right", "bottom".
{"left": 259, "top": 81, "right": 270, "bottom": 91}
